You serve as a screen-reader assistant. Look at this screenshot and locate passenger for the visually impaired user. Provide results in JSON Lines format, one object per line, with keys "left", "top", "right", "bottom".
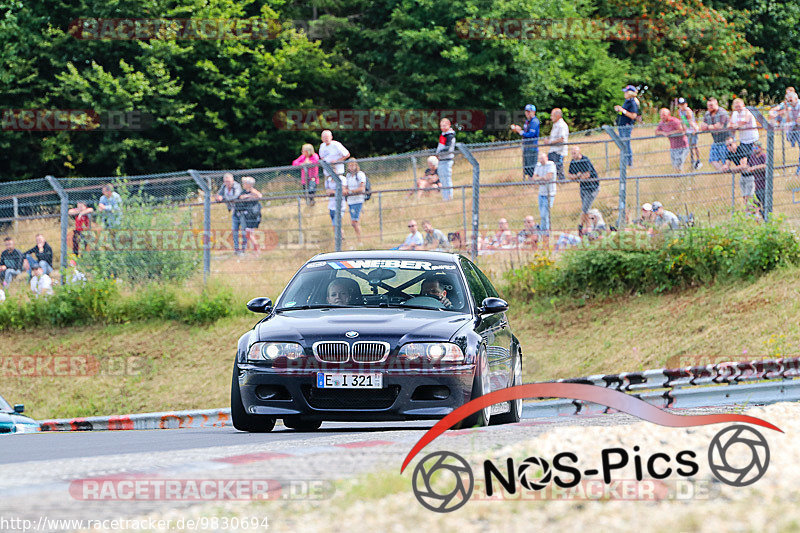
{"left": 326, "top": 278, "right": 362, "bottom": 306}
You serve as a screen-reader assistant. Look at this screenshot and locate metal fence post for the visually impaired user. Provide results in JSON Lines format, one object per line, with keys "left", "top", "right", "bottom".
{"left": 320, "top": 161, "right": 342, "bottom": 251}
{"left": 44, "top": 176, "right": 69, "bottom": 273}
{"left": 456, "top": 143, "right": 479, "bottom": 259}
{"left": 297, "top": 197, "right": 304, "bottom": 246}
{"left": 187, "top": 170, "right": 210, "bottom": 283}
{"left": 411, "top": 155, "right": 418, "bottom": 191}
{"left": 378, "top": 191, "right": 383, "bottom": 242}
{"left": 461, "top": 186, "right": 467, "bottom": 243}
{"left": 750, "top": 107, "right": 774, "bottom": 220}
{"left": 602, "top": 126, "right": 627, "bottom": 229}
{"left": 604, "top": 140, "right": 609, "bottom": 172}
{"left": 12, "top": 196, "right": 18, "bottom": 233}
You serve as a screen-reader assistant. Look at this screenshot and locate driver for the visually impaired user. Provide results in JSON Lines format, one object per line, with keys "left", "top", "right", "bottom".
{"left": 326, "top": 278, "right": 362, "bottom": 305}
{"left": 420, "top": 278, "right": 453, "bottom": 309}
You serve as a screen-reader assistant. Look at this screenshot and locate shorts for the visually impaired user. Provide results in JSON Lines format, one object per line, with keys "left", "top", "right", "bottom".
{"left": 740, "top": 174, "right": 755, "bottom": 198}
{"left": 348, "top": 202, "right": 363, "bottom": 221}
{"left": 789, "top": 129, "right": 800, "bottom": 148}
{"left": 670, "top": 147, "right": 689, "bottom": 169}
{"left": 709, "top": 142, "right": 727, "bottom": 163}
{"left": 245, "top": 215, "right": 261, "bottom": 229}
{"left": 580, "top": 186, "right": 599, "bottom": 213}
{"left": 329, "top": 209, "right": 344, "bottom": 224}
{"left": 687, "top": 133, "right": 698, "bottom": 146}
{"left": 738, "top": 142, "right": 754, "bottom": 159}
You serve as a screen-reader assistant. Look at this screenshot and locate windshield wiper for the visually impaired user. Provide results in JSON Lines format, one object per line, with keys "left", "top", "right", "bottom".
{"left": 275, "top": 304, "right": 358, "bottom": 312}
{"left": 384, "top": 303, "right": 446, "bottom": 311}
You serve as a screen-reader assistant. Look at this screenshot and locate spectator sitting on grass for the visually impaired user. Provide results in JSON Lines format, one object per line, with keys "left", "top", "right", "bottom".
{"left": 422, "top": 221, "right": 449, "bottom": 251}
{"left": 486, "top": 218, "right": 515, "bottom": 249}
{"left": 415, "top": 156, "right": 441, "bottom": 199}
{"left": 555, "top": 230, "right": 582, "bottom": 250}
{"left": 582, "top": 209, "right": 608, "bottom": 240}
{"left": 517, "top": 215, "right": 539, "bottom": 249}
{"left": 0, "top": 237, "right": 24, "bottom": 288}
{"left": 655, "top": 108, "right": 689, "bottom": 172}
{"left": 24, "top": 234, "right": 54, "bottom": 278}
{"left": 68, "top": 201, "right": 93, "bottom": 255}
{"left": 398, "top": 220, "right": 424, "bottom": 250}
{"left": 30, "top": 264, "right": 54, "bottom": 297}
{"left": 637, "top": 202, "right": 654, "bottom": 227}
{"left": 651, "top": 201, "right": 680, "bottom": 230}
{"left": 292, "top": 143, "right": 320, "bottom": 205}
{"left": 68, "top": 259, "right": 87, "bottom": 284}
{"left": 97, "top": 184, "right": 122, "bottom": 228}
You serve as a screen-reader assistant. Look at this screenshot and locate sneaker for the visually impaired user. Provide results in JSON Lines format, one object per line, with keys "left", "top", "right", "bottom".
{"left": 694, "top": 160, "right": 702, "bottom": 170}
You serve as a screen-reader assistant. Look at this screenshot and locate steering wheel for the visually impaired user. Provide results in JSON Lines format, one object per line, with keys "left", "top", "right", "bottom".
{"left": 403, "top": 296, "right": 446, "bottom": 309}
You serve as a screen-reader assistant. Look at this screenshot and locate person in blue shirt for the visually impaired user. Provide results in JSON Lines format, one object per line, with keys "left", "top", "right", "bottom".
{"left": 511, "top": 104, "right": 540, "bottom": 179}
{"left": 97, "top": 184, "right": 123, "bottom": 228}
{"left": 614, "top": 85, "right": 639, "bottom": 167}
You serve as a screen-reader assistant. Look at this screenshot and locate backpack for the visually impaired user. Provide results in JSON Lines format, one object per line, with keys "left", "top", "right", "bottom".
{"left": 364, "top": 174, "right": 372, "bottom": 201}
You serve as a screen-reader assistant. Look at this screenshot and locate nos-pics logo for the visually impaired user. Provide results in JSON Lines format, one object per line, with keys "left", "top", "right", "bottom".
{"left": 402, "top": 384, "right": 780, "bottom": 513}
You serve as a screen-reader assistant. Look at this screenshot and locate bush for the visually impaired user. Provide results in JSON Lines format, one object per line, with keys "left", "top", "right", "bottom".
{"left": 503, "top": 217, "right": 800, "bottom": 300}
{"left": 76, "top": 182, "right": 201, "bottom": 283}
{"left": 0, "top": 279, "right": 241, "bottom": 330}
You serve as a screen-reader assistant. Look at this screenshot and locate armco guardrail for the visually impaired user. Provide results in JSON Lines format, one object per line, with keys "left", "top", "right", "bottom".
{"left": 523, "top": 357, "right": 800, "bottom": 419}
{"left": 39, "top": 408, "right": 231, "bottom": 431}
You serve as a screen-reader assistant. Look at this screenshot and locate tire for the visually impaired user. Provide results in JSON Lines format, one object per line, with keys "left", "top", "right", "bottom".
{"left": 491, "top": 347, "right": 522, "bottom": 425}
{"left": 453, "top": 347, "right": 491, "bottom": 429}
{"left": 231, "top": 361, "right": 276, "bottom": 433}
{"left": 283, "top": 416, "right": 322, "bottom": 432}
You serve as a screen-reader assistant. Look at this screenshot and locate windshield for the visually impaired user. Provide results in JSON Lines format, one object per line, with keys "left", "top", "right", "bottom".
{"left": 0, "top": 395, "right": 12, "bottom": 412}
{"left": 277, "top": 258, "right": 469, "bottom": 312}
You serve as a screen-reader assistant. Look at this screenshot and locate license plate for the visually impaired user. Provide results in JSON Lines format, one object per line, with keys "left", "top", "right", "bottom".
{"left": 316, "top": 373, "right": 383, "bottom": 389}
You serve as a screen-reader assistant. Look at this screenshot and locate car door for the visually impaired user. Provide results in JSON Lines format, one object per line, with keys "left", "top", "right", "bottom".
{"left": 467, "top": 259, "right": 513, "bottom": 389}
{"left": 459, "top": 258, "right": 506, "bottom": 391}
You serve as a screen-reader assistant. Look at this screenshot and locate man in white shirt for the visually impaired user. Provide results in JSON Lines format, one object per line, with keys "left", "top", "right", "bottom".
{"left": 730, "top": 98, "right": 759, "bottom": 159}
{"left": 30, "top": 264, "right": 54, "bottom": 296}
{"left": 399, "top": 220, "right": 424, "bottom": 250}
{"left": 319, "top": 130, "right": 350, "bottom": 178}
{"left": 540, "top": 108, "right": 569, "bottom": 181}
{"left": 533, "top": 152, "right": 557, "bottom": 240}
{"left": 651, "top": 201, "right": 680, "bottom": 230}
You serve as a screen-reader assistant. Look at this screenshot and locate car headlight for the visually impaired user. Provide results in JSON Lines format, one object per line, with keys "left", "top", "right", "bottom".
{"left": 398, "top": 343, "right": 465, "bottom": 363}
{"left": 247, "top": 342, "right": 305, "bottom": 361}
{"left": 13, "top": 423, "right": 39, "bottom": 434}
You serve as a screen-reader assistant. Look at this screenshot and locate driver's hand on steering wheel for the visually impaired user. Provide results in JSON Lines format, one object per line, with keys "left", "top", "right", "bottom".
{"left": 422, "top": 290, "right": 451, "bottom": 308}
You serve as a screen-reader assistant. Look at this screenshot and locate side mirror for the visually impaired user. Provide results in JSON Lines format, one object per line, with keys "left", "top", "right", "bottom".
{"left": 246, "top": 297, "right": 273, "bottom": 314}
{"left": 13, "top": 404, "right": 24, "bottom": 414}
{"left": 479, "top": 297, "right": 508, "bottom": 315}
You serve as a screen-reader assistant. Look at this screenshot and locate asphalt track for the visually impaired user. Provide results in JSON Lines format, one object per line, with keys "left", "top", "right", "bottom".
{"left": 0, "top": 422, "right": 436, "bottom": 464}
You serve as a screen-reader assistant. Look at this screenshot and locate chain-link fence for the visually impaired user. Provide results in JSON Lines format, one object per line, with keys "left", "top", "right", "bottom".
{"left": 1, "top": 110, "right": 799, "bottom": 291}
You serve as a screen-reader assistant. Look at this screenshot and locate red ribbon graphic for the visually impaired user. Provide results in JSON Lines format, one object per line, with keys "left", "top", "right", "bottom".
{"left": 401, "top": 383, "right": 783, "bottom": 473}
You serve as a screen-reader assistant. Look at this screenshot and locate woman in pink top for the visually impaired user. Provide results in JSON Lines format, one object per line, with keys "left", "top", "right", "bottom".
{"left": 292, "top": 143, "right": 320, "bottom": 205}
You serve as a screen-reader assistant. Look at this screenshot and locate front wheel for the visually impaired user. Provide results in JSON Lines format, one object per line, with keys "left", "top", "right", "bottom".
{"left": 453, "top": 347, "right": 490, "bottom": 429}
{"left": 491, "top": 348, "right": 522, "bottom": 425}
{"left": 231, "top": 361, "right": 276, "bottom": 433}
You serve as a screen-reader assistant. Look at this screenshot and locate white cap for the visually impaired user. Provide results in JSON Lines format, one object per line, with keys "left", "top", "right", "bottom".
{"left": 642, "top": 203, "right": 652, "bottom": 211}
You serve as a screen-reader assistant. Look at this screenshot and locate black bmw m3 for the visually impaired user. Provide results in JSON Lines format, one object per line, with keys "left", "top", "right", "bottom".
{"left": 231, "top": 250, "right": 523, "bottom": 432}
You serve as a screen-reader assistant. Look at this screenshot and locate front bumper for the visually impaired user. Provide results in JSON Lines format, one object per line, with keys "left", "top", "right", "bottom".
{"left": 237, "top": 364, "right": 475, "bottom": 421}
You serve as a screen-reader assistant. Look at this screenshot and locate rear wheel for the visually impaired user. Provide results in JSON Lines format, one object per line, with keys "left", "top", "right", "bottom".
{"left": 283, "top": 416, "right": 322, "bottom": 432}
{"left": 453, "top": 347, "right": 490, "bottom": 429}
{"left": 231, "top": 361, "right": 276, "bottom": 433}
{"left": 491, "top": 348, "right": 522, "bottom": 425}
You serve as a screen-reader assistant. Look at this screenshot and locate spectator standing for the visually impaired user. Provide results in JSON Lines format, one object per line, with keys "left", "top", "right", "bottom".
{"left": 517, "top": 215, "right": 539, "bottom": 249}
{"left": 343, "top": 158, "right": 367, "bottom": 244}
{"left": 325, "top": 172, "right": 347, "bottom": 232}
{"left": 655, "top": 108, "right": 689, "bottom": 172}
{"left": 415, "top": 156, "right": 441, "bottom": 199}
{"left": 510, "top": 104, "right": 540, "bottom": 179}
{"left": 319, "top": 130, "right": 351, "bottom": 179}
{"left": 730, "top": 98, "right": 759, "bottom": 158}
{"left": 742, "top": 142, "right": 767, "bottom": 219}
{"left": 30, "top": 264, "right": 54, "bottom": 297}
{"left": 540, "top": 108, "right": 569, "bottom": 181}
{"left": 421, "top": 221, "right": 449, "bottom": 251}
{"left": 769, "top": 90, "right": 800, "bottom": 158}
{"left": 68, "top": 201, "right": 93, "bottom": 255}
{"left": 700, "top": 97, "right": 731, "bottom": 171}
{"left": 533, "top": 152, "right": 557, "bottom": 240}
{"left": 651, "top": 201, "right": 680, "bottom": 230}
{"left": 292, "top": 143, "right": 320, "bottom": 205}
{"left": 238, "top": 177, "right": 263, "bottom": 255}
{"left": 398, "top": 220, "right": 424, "bottom": 250}
{"left": 97, "top": 184, "right": 122, "bottom": 228}
{"left": 568, "top": 146, "right": 600, "bottom": 229}
{"left": 614, "top": 85, "right": 639, "bottom": 167}
{"left": 721, "top": 137, "right": 751, "bottom": 208}
{"left": 216, "top": 173, "right": 246, "bottom": 255}
{"left": 24, "top": 234, "right": 54, "bottom": 277}
{"left": 677, "top": 98, "right": 702, "bottom": 169}
{"left": 436, "top": 118, "right": 456, "bottom": 201}
{"left": 0, "top": 237, "right": 24, "bottom": 288}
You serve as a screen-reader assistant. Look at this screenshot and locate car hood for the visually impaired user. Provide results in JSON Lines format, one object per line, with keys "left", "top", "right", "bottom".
{"left": 256, "top": 308, "right": 472, "bottom": 346}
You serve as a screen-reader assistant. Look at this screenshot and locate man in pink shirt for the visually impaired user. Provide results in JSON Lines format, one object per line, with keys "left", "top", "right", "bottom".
{"left": 655, "top": 108, "right": 689, "bottom": 172}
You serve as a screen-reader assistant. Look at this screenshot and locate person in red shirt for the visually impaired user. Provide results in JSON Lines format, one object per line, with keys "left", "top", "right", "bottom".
{"left": 68, "top": 201, "right": 94, "bottom": 255}
{"left": 655, "top": 108, "right": 689, "bottom": 172}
